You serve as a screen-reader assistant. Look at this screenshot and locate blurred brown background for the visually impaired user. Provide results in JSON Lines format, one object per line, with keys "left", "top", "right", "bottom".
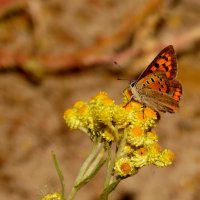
{"left": 0, "top": 0, "right": 200, "bottom": 200}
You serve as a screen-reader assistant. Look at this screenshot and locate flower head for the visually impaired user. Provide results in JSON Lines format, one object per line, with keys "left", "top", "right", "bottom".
{"left": 127, "top": 127, "right": 145, "bottom": 146}
{"left": 114, "top": 157, "right": 136, "bottom": 177}
{"left": 132, "top": 147, "right": 149, "bottom": 167}
{"left": 154, "top": 149, "right": 175, "bottom": 167}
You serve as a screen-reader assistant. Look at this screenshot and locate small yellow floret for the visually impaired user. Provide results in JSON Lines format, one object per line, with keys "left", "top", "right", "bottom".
{"left": 74, "top": 101, "right": 88, "bottom": 114}
{"left": 124, "top": 101, "right": 142, "bottom": 112}
{"left": 132, "top": 127, "right": 144, "bottom": 136}
{"left": 137, "top": 147, "right": 147, "bottom": 156}
{"left": 132, "top": 147, "right": 148, "bottom": 167}
{"left": 123, "top": 144, "right": 134, "bottom": 155}
{"left": 64, "top": 109, "right": 72, "bottom": 119}
{"left": 127, "top": 127, "right": 145, "bottom": 146}
{"left": 91, "top": 91, "right": 114, "bottom": 105}
{"left": 122, "top": 88, "right": 132, "bottom": 103}
{"left": 144, "top": 131, "right": 158, "bottom": 145}
{"left": 41, "top": 192, "right": 62, "bottom": 200}
{"left": 144, "top": 107, "right": 157, "bottom": 120}
{"left": 145, "top": 143, "right": 161, "bottom": 163}
{"left": 154, "top": 149, "right": 175, "bottom": 167}
{"left": 101, "top": 129, "right": 115, "bottom": 142}
{"left": 114, "top": 157, "right": 134, "bottom": 177}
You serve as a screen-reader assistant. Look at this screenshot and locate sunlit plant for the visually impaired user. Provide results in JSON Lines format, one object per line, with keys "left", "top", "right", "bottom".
{"left": 41, "top": 90, "right": 174, "bottom": 200}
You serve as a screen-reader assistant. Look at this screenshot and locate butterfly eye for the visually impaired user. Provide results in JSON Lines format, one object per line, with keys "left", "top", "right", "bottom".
{"left": 130, "top": 82, "right": 135, "bottom": 87}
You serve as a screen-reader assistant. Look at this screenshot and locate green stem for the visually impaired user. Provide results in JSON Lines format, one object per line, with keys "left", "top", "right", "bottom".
{"left": 103, "top": 146, "right": 114, "bottom": 189}
{"left": 75, "top": 140, "right": 101, "bottom": 181}
{"left": 115, "top": 129, "right": 128, "bottom": 159}
{"left": 100, "top": 178, "right": 121, "bottom": 200}
{"left": 67, "top": 140, "right": 104, "bottom": 200}
{"left": 101, "top": 129, "right": 128, "bottom": 199}
{"left": 66, "top": 187, "right": 77, "bottom": 200}
{"left": 108, "top": 123, "right": 119, "bottom": 141}
{"left": 84, "top": 146, "right": 105, "bottom": 177}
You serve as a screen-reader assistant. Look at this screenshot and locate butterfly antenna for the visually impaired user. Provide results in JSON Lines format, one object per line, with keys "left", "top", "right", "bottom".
{"left": 117, "top": 77, "right": 129, "bottom": 81}
{"left": 113, "top": 61, "right": 130, "bottom": 82}
{"left": 113, "top": 61, "right": 121, "bottom": 70}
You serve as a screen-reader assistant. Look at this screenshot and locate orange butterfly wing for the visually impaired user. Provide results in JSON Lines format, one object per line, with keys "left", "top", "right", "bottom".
{"left": 137, "top": 45, "right": 177, "bottom": 80}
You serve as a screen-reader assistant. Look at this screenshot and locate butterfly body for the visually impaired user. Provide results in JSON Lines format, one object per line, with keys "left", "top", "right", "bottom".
{"left": 129, "top": 45, "right": 182, "bottom": 113}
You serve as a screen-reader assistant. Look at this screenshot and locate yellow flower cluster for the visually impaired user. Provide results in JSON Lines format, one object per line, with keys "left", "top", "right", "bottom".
{"left": 64, "top": 91, "right": 130, "bottom": 141}
{"left": 64, "top": 91, "right": 175, "bottom": 177}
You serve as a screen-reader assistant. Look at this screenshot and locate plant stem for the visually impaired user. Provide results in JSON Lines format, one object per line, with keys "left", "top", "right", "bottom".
{"left": 84, "top": 146, "right": 105, "bottom": 177}
{"left": 67, "top": 140, "right": 104, "bottom": 200}
{"left": 103, "top": 146, "right": 114, "bottom": 189}
{"left": 101, "top": 130, "right": 128, "bottom": 199}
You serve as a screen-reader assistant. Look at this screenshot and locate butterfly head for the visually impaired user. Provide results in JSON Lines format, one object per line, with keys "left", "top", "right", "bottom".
{"left": 130, "top": 81, "right": 135, "bottom": 88}
{"left": 129, "top": 81, "right": 142, "bottom": 103}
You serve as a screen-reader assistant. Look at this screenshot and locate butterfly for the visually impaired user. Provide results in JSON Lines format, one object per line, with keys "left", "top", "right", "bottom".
{"left": 128, "top": 45, "right": 182, "bottom": 113}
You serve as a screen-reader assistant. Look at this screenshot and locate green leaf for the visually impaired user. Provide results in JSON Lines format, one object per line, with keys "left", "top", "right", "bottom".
{"left": 52, "top": 151, "right": 66, "bottom": 200}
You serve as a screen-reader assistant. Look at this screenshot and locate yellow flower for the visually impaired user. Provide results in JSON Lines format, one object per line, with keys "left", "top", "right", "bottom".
{"left": 64, "top": 108, "right": 72, "bottom": 119}
{"left": 88, "top": 92, "right": 115, "bottom": 126}
{"left": 74, "top": 101, "right": 88, "bottom": 114}
{"left": 112, "top": 105, "right": 129, "bottom": 128}
{"left": 142, "top": 107, "right": 158, "bottom": 129}
{"left": 124, "top": 101, "right": 143, "bottom": 113}
{"left": 101, "top": 128, "right": 115, "bottom": 142}
{"left": 127, "top": 127, "right": 145, "bottom": 146}
{"left": 147, "top": 143, "right": 162, "bottom": 163}
{"left": 90, "top": 91, "right": 114, "bottom": 106}
{"left": 122, "top": 88, "right": 132, "bottom": 104}
{"left": 144, "top": 131, "right": 158, "bottom": 145}
{"left": 41, "top": 192, "right": 62, "bottom": 200}
{"left": 123, "top": 144, "right": 134, "bottom": 155}
{"left": 154, "top": 149, "right": 175, "bottom": 167}
{"left": 144, "top": 107, "right": 157, "bottom": 120}
{"left": 63, "top": 108, "right": 83, "bottom": 129}
{"left": 131, "top": 147, "right": 149, "bottom": 167}
{"left": 132, "top": 107, "right": 158, "bottom": 130}
{"left": 114, "top": 157, "right": 136, "bottom": 177}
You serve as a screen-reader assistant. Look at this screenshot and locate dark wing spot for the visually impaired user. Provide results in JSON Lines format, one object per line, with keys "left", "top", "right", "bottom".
{"left": 162, "top": 63, "right": 168, "bottom": 71}
{"left": 151, "top": 78, "right": 155, "bottom": 82}
{"left": 161, "top": 85, "right": 164, "bottom": 88}
{"left": 159, "top": 88, "right": 161, "bottom": 92}
{"left": 158, "top": 81, "right": 160, "bottom": 84}
{"left": 143, "top": 83, "right": 146, "bottom": 87}
{"left": 154, "top": 63, "right": 159, "bottom": 68}
{"left": 147, "top": 81, "right": 150, "bottom": 84}
{"left": 163, "top": 56, "right": 168, "bottom": 61}
{"left": 159, "top": 78, "right": 162, "bottom": 81}
{"left": 149, "top": 69, "right": 153, "bottom": 73}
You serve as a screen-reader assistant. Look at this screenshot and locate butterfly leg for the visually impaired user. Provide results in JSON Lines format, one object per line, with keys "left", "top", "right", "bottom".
{"left": 123, "top": 95, "right": 134, "bottom": 108}
{"left": 141, "top": 104, "right": 146, "bottom": 119}
{"left": 123, "top": 96, "right": 146, "bottom": 120}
